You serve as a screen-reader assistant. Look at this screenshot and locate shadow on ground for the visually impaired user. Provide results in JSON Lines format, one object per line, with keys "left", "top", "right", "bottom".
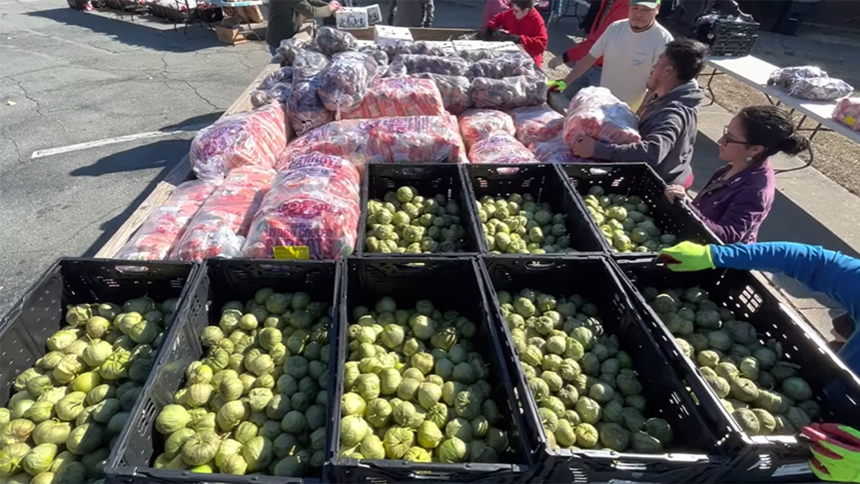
{"left": 70, "top": 137, "right": 190, "bottom": 177}
{"left": 27, "top": 8, "right": 221, "bottom": 52}
{"left": 80, "top": 138, "right": 192, "bottom": 255}
{"left": 690, "top": 136, "right": 858, "bottom": 307}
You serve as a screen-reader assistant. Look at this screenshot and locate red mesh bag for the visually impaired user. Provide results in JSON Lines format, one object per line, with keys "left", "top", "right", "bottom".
{"left": 117, "top": 180, "right": 219, "bottom": 261}
{"left": 190, "top": 103, "right": 288, "bottom": 181}
{"left": 563, "top": 86, "right": 640, "bottom": 147}
{"left": 529, "top": 137, "right": 586, "bottom": 164}
{"left": 469, "top": 132, "right": 538, "bottom": 164}
{"left": 458, "top": 108, "right": 515, "bottom": 149}
{"left": 508, "top": 104, "right": 564, "bottom": 145}
{"left": 169, "top": 166, "right": 276, "bottom": 262}
{"left": 242, "top": 152, "right": 361, "bottom": 260}
{"left": 343, "top": 77, "right": 445, "bottom": 120}
{"left": 413, "top": 73, "right": 472, "bottom": 115}
{"left": 279, "top": 115, "right": 467, "bottom": 169}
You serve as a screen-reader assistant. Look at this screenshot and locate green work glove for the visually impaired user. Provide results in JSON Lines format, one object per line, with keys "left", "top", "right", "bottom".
{"left": 548, "top": 80, "right": 566, "bottom": 93}
{"left": 658, "top": 242, "right": 715, "bottom": 272}
{"left": 803, "top": 423, "right": 860, "bottom": 483}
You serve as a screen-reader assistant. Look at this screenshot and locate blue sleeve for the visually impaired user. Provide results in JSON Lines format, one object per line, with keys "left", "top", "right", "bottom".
{"left": 710, "top": 242, "right": 860, "bottom": 326}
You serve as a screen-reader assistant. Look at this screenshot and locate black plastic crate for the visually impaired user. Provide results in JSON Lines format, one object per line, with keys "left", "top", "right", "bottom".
{"left": 480, "top": 256, "right": 730, "bottom": 483}
{"left": 0, "top": 258, "right": 196, "bottom": 408}
{"left": 696, "top": 18, "right": 760, "bottom": 57}
{"left": 330, "top": 257, "right": 537, "bottom": 483}
{"left": 106, "top": 259, "right": 340, "bottom": 484}
{"left": 616, "top": 260, "right": 860, "bottom": 483}
{"left": 356, "top": 164, "right": 482, "bottom": 257}
{"left": 558, "top": 163, "right": 722, "bottom": 259}
{"left": 462, "top": 164, "right": 605, "bottom": 255}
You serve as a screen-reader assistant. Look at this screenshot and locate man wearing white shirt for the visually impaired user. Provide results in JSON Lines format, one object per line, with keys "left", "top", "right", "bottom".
{"left": 556, "top": 0, "right": 673, "bottom": 112}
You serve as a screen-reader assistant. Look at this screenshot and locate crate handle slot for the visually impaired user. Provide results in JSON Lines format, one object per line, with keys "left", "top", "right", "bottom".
{"left": 114, "top": 264, "right": 152, "bottom": 274}
{"left": 398, "top": 166, "right": 432, "bottom": 177}
{"left": 588, "top": 167, "right": 611, "bottom": 176}
{"left": 523, "top": 261, "right": 557, "bottom": 270}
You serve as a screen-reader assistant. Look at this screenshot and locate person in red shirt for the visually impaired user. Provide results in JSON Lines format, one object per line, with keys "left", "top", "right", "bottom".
{"left": 486, "top": 0, "right": 549, "bottom": 67}
{"left": 547, "top": 0, "right": 630, "bottom": 95}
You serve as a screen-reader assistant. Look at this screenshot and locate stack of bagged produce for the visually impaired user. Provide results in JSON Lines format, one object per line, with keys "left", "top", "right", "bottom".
{"left": 499, "top": 288, "right": 673, "bottom": 452}
{"left": 645, "top": 286, "right": 819, "bottom": 435}
{"left": 338, "top": 297, "right": 514, "bottom": 463}
{"left": 153, "top": 289, "right": 333, "bottom": 477}
{"left": 563, "top": 87, "right": 640, "bottom": 150}
{"left": 0, "top": 297, "right": 178, "bottom": 483}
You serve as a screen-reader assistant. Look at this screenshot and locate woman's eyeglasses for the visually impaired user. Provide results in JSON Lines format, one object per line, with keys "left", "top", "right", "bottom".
{"left": 720, "top": 126, "right": 748, "bottom": 146}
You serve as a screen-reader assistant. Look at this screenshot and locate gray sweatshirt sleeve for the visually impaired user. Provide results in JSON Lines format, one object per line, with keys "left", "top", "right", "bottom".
{"left": 592, "top": 108, "right": 684, "bottom": 167}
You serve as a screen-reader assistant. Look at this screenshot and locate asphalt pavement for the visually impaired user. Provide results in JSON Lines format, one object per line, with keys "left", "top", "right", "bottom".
{"left": 0, "top": 0, "right": 489, "bottom": 314}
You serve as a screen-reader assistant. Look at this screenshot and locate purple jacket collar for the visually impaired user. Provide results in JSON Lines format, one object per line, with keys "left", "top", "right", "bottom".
{"left": 691, "top": 160, "right": 775, "bottom": 243}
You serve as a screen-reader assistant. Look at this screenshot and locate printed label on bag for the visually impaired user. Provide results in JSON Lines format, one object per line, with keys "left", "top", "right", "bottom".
{"left": 273, "top": 246, "right": 310, "bottom": 260}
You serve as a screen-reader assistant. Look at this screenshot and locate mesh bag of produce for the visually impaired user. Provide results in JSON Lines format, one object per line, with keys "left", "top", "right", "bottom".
{"left": 471, "top": 73, "right": 547, "bottom": 110}
{"left": 312, "top": 26, "right": 358, "bottom": 57}
{"left": 833, "top": 97, "right": 860, "bottom": 131}
{"left": 293, "top": 49, "right": 329, "bottom": 78}
{"left": 529, "top": 137, "right": 586, "bottom": 164}
{"left": 190, "top": 103, "right": 289, "bottom": 181}
{"left": 563, "top": 86, "right": 641, "bottom": 146}
{"left": 458, "top": 48, "right": 505, "bottom": 63}
{"left": 359, "top": 44, "right": 390, "bottom": 67}
{"left": 276, "top": 37, "right": 310, "bottom": 65}
{"left": 318, "top": 51, "right": 380, "bottom": 117}
{"left": 412, "top": 73, "right": 472, "bottom": 115}
{"left": 382, "top": 40, "right": 446, "bottom": 57}
{"left": 387, "top": 54, "right": 470, "bottom": 77}
{"left": 170, "top": 166, "right": 276, "bottom": 262}
{"left": 767, "top": 65, "right": 827, "bottom": 89}
{"left": 469, "top": 132, "right": 538, "bottom": 164}
{"left": 467, "top": 52, "right": 535, "bottom": 79}
{"left": 280, "top": 115, "right": 466, "bottom": 169}
{"left": 782, "top": 77, "right": 854, "bottom": 101}
{"left": 250, "top": 82, "right": 292, "bottom": 108}
{"left": 242, "top": 152, "right": 361, "bottom": 260}
{"left": 509, "top": 103, "right": 564, "bottom": 145}
{"left": 117, "top": 180, "right": 219, "bottom": 260}
{"left": 458, "top": 108, "right": 515, "bottom": 149}
{"left": 259, "top": 66, "right": 293, "bottom": 90}
{"left": 342, "top": 77, "right": 445, "bottom": 119}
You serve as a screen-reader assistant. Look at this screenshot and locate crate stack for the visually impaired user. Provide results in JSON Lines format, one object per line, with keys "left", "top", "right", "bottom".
{"left": 2, "top": 162, "right": 860, "bottom": 484}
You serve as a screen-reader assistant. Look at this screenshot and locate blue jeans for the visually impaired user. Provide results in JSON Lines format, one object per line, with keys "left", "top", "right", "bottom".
{"left": 269, "top": 44, "right": 278, "bottom": 57}
{"left": 562, "top": 65, "right": 602, "bottom": 99}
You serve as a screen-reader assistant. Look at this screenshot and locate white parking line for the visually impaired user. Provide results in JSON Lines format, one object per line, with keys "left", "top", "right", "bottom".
{"left": 30, "top": 129, "right": 198, "bottom": 159}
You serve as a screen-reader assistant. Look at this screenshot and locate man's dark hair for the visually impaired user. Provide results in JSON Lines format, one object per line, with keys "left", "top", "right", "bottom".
{"left": 511, "top": 0, "right": 534, "bottom": 11}
{"left": 663, "top": 38, "right": 709, "bottom": 82}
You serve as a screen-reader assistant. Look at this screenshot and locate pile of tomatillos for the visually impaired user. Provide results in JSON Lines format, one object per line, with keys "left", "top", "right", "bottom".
{"left": 500, "top": 288, "right": 672, "bottom": 453}
{"left": 581, "top": 186, "right": 678, "bottom": 253}
{"left": 476, "top": 193, "right": 575, "bottom": 254}
{"left": 339, "top": 297, "right": 512, "bottom": 463}
{"left": 647, "top": 286, "right": 818, "bottom": 435}
{"left": 154, "top": 289, "right": 331, "bottom": 477}
{"left": 0, "top": 297, "right": 177, "bottom": 484}
{"left": 365, "top": 187, "right": 468, "bottom": 254}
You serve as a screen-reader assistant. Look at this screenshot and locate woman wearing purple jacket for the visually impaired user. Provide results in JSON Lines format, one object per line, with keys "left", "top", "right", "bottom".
{"left": 665, "top": 105, "right": 809, "bottom": 243}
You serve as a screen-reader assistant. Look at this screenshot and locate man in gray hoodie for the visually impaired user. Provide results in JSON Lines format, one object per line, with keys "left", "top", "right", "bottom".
{"left": 572, "top": 38, "right": 708, "bottom": 188}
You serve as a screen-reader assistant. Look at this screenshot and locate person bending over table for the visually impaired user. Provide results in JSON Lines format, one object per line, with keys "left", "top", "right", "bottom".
{"left": 485, "top": 0, "right": 549, "bottom": 67}
{"left": 267, "top": 0, "right": 341, "bottom": 56}
{"left": 661, "top": 241, "right": 860, "bottom": 483}
{"left": 571, "top": 38, "right": 708, "bottom": 189}
{"left": 663, "top": 105, "right": 808, "bottom": 243}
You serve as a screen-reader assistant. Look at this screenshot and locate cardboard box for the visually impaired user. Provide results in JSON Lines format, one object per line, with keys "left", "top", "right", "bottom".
{"left": 373, "top": 25, "right": 413, "bottom": 45}
{"left": 336, "top": 7, "right": 369, "bottom": 29}
{"left": 365, "top": 3, "right": 382, "bottom": 24}
{"left": 215, "top": 25, "right": 247, "bottom": 45}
